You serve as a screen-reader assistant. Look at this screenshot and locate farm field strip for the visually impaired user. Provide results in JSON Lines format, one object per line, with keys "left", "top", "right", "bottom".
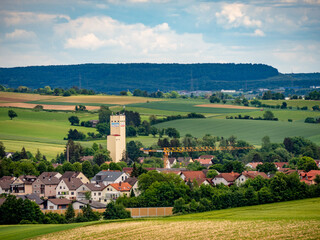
{"left": 29, "top": 198, "right": 320, "bottom": 240}
{"left": 129, "top": 102, "right": 258, "bottom": 114}
{"left": 0, "top": 103, "right": 100, "bottom": 111}
{"left": 154, "top": 118, "right": 320, "bottom": 145}
{"left": 261, "top": 99, "right": 320, "bottom": 108}
{"left": 0, "top": 92, "right": 59, "bottom": 102}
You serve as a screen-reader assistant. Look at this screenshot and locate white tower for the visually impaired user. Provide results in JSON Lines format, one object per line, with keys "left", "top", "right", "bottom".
{"left": 107, "top": 114, "right": 126, "bottom": 162}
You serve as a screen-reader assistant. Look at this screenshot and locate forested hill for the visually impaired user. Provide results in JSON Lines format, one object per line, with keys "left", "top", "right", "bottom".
{"left": 0, "top": 63, "right": 310, "bottom": 93}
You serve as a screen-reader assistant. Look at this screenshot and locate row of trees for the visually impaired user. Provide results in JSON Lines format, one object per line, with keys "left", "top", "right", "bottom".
{"left": 0, "top": 85, "right": 95, "bottom": 96}
{"left": 0, "top": 195, "right": 130, "bottom": 224}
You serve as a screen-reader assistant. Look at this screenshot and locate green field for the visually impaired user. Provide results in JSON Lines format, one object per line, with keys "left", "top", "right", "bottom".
{"left": 0, "top": 198, "right": 318, "bottom": 240}
{"left": 154, "top": 117, "right": 320, "bottom": 145}
{"left": 261, "top": 99, "right": 320, "bottom": 109}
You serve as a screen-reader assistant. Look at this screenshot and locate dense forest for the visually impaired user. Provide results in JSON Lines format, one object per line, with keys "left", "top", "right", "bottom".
{"left": 0, "top": 63, "right": 318, "bottom": 93}
{"left": 0, "top": 63, "right": 283, "bottom": 93}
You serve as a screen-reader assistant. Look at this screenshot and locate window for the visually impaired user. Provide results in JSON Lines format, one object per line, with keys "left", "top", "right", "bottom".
{"left": 60, "top": 186, "right": 62, "bottom": 189}
{"left": 94, "top": 193, "right": 96, "bottom": 196}
{"left": 71, "top": 192, "right": 74, "bottom": 195}
{"left": 50, "top": 206, "right": 53, "bottom": 209}
{"left": 98, "top": 193, "right": 101, "bottom": 196}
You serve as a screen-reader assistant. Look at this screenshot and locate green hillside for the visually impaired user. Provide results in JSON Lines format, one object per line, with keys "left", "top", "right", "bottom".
{"left": 154, "top": 118, "right": 320, "bottom": 145}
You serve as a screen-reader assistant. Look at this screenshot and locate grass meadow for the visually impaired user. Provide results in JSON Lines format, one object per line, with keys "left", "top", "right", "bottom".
{"left": 260, "top": 99, "right": 320, "bottom": 109}
{"left": 0, "top": 198, "right": 315, "bottom": 240}
{"left": 154, "top": 117, "right": 320, "bottom": 146}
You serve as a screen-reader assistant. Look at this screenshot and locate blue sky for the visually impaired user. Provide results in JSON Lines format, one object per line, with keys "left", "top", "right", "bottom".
{"left": 0, "top": 0, "right": 319, "bottom": 73}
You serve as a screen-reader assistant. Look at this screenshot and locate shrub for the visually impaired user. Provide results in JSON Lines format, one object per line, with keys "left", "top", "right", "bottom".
{"left": 103, "top": 202, "right": 131, "bottom": 219}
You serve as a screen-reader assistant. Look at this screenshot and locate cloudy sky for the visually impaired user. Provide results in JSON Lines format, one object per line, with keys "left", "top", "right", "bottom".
{"left": 0, "top": 0, "right": 319, "bottom": 73}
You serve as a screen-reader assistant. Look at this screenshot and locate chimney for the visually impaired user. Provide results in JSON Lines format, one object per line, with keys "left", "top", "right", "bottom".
{"left": 119, "top": 182, "right": 121, "bottom": 186}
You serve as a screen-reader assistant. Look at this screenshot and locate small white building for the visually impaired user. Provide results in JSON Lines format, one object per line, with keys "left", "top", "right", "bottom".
{"left": 46, "top": 198, "right": 71, "bottom": 210}
{"left": 56, "top": 178, "right": 85, "bottom": 200}
{"left": 91, "top": 170, "right": 129, "bottom": 186}
{"left": 85, "top": 183, "right": 108, "bottom": 203}
{"left": 212, "top": 172, "right": 240, "bottom": 186}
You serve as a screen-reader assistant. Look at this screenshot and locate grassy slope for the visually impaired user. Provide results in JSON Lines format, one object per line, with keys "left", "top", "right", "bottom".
{"left": 2, "top": 198, "right": 316, "bottom": 240}
{"left": 154, "top": 118, "right": 320, "bottom": 145}
{"left": 261, "top": 99, "right": 320, "bottom": 109}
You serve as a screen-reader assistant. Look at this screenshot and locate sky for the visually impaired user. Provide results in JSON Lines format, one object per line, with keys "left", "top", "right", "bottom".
{"left": 0, "top": 0, "right": 319, "bottom": 73}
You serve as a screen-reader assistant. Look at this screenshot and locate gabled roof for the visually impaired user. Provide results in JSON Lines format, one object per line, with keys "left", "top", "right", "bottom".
{"left": 194, "top": 159, "right": 212, "bottom": 165}
{"left": 41, "top": 176, "right": 60, "bottom": 185}
{"left": 306, "top": 170, "right": 320, "bottom": 180}
{"left": 91, "top": 170, "right": 127, "bottom": 183}
{"left": 48, "top": 198, "right": 71, "bottom": 206}
{"left": 241, "top": 171, "right": 268, "bottom": 179}
{"left": 85, "top": 183, "right": 107, "bottom": 191}
{"left": 61, "top": 178, "right": 83, "bottom": 190}
{"left": 17, "top": 193, "right": 43, "bottom": 205}
{"left": 215, "top": 172, "right": 240, "bottom": 182}
{"left": 0, "top": 179, "right": 14, "bottom": 190}
{"left": 199, "top": 155, "right": 214, "bottom": 159}
{"left": 108, "top": 182, "right": 132, "bottom": 192}
{"left": 74, "top": 200, "right": 106, "bottom": 209}
{"left": 80, "top": 156, "right": 94, "bottom": 162}
{"left": 0, "top": 176, "right": 15, "bottom": 181}
{"left": 61, "top": 171, "right": 82, "bottom": 179}
{"left": 168, "top": 158, "right": 176, "bottom": 164}
{"left": 246, "top": 162, "right": 263, "bottom": 169}
{"left": 38, "top": 172, "right": 60, "bottom": 179}
{"left": 181, "top": 171, "right": 206, "bottom": 181}
{"left": 274, "top": 162, "right": 289, "bottom": 168}
{"left": 124, "top": 177, "right": 138, "bottom": 186}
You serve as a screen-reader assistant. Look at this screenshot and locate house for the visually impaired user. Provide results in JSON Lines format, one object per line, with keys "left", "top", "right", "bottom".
{"left": 212, "top": 172, "right": 240, "bottom": 186}
{"left": 314, "top": 160, "right": 320, "bottom": 168}
{"left": 91, "top": 170, "right": 129, "bottom": 186}
{"left": 60, "top": 171, "right": 90, "bottom": 184}
{"left": 85, "top": 183, "right": 108, "bottom": 202}
{"left": 300, "top": 170, "right": 320, "bottom": 185}
{"left": 105, "top": 182, "right": 132, "bottom": 202}
{"left": 199, "top": 155, "right": 214, "bottom": 160}
{"left": 45, "top": 198, "right": 71, "bottom": 210}
{"left": 235, "top": 171, "right": 268, "bottom": 186}
{"left": 177, "top": 157, "right": 192, "bottom": 167}
{"left": 56, "top": 178, "right": 85, "bottom": 200}
{"left": 73, "top": 200, "right": 106, "bottom": 210}
{"left": 5, "top": 152, "right": 14, "bottom": 158}
{"left": 0, "top": 179, "right": 14, "bottom": 194}
{"left": 274, "top": 162, "right": 289, "bottom": 170}
{"left": 245, "top": 162, "right": 263, "bottom": 170}
{"left": 10, "top": 175, "right": 37, "bottom": 195}
{"left": 32, "top": 172, "right": 61, "bottom": 198}
{"left": 168, "top": 158, "right": 177, "bottom": 168}
{"left": 194, "top": 158, "right": 213, "bottom": 168}
{"left": 124, "top": 177, "right": 140, "bottom": 196}
{"left": 180, "top": 171, "right": 208, "bottom": 185}
{"left": 17, "top": 193, "right": 44, "bottom": 208}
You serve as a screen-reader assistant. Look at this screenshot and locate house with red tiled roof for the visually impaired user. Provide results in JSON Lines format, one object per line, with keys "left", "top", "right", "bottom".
{"left": 194, "top": 158, "right": 213, "bottom": 168}
{"left": 105, "top": 182, "right": 132, "bottom": 202}
{"left": 274, "top": 162, "right": 289, "bottom": 170}
{"left": 212, "top": 172, "right": 240, "bottom": 186}
{"left": 300, "top": 170, "right": 320, "bottom": 185}
{"left": 180, "top": 171, "right": 209, "bottom": 185}
{"left": 235, "top": 171, "right": 268, "bottom": 186}
{"left": 245, "top": 162, "right": 263, "bottom": 170}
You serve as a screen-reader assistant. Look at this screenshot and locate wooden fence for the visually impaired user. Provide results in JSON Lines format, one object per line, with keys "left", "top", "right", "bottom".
{"left": 41, "top": 207, "right": 173, "bottom": 218}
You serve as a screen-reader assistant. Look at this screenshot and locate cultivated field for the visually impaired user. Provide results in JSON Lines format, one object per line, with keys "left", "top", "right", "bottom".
{"left": 261, "top": 99, "right": 320, "bottom": 109}
{"left": 22, "top": 198, "right": 320, "bottom": 240}
{"left": 196, "top": 103, "right": 257, "bottom": 109}
{"left": 154, "top": 117, "right": 320, "bottom": 145}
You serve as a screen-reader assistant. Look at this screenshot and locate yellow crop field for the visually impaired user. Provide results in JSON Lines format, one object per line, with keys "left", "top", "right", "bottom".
{"left": 44, "top": 95, "right": 163, "bottom": 105}
{"left": 33, "top": 219, "right": 319, "bottom": 240}
{"left": 0, "top": 92, "right": 58, "bottom": 103}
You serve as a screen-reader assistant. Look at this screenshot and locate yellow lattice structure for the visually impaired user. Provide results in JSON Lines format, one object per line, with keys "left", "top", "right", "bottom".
{"left": 141, "top": 145, "right": 255, "bottom": 168}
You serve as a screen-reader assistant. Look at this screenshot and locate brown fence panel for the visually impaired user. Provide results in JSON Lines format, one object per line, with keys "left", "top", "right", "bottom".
{"left": 126, "top": 207, "right": 173, "bottom": 218}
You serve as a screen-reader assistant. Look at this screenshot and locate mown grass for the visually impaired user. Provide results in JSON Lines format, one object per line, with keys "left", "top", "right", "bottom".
{"left": 154, "top": 118, "right": 320, "bottom": 145}
{"left": 0, "top": 221, "right": 97, "bottom": 240}
{"left": 19, "top": 198, "right": 319, "bottom": 240}
{"left": 261, "top": 99, "right": 320, "bottom": 109}
{"left": 129, "top": 101, "right": 258, "bottom": 114}
{"left": 219, "top": 109, "right": 320, "bottom": 122}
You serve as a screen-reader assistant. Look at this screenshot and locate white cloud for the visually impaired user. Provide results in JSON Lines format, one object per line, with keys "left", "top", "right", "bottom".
{"left": 1, "top": 11, "right": 70, "bottom": 26}
{"left": 5, "top": 29, "right": 36, "bottom": 41}
{"left": 252, "top": 29, "right": 265, "bottom": 37}
{"left": 216, "top": 3, "right": 262, "bottom": 28}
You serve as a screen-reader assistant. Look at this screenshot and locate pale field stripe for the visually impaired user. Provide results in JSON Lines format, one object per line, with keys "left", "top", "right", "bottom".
{"left": 33, "top": 220, "right": 320, "bottom": 240}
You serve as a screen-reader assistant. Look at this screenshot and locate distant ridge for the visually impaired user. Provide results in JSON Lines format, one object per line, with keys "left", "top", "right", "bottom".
{"left": 0, "top": 63, "right": 317, "bottom": 93}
